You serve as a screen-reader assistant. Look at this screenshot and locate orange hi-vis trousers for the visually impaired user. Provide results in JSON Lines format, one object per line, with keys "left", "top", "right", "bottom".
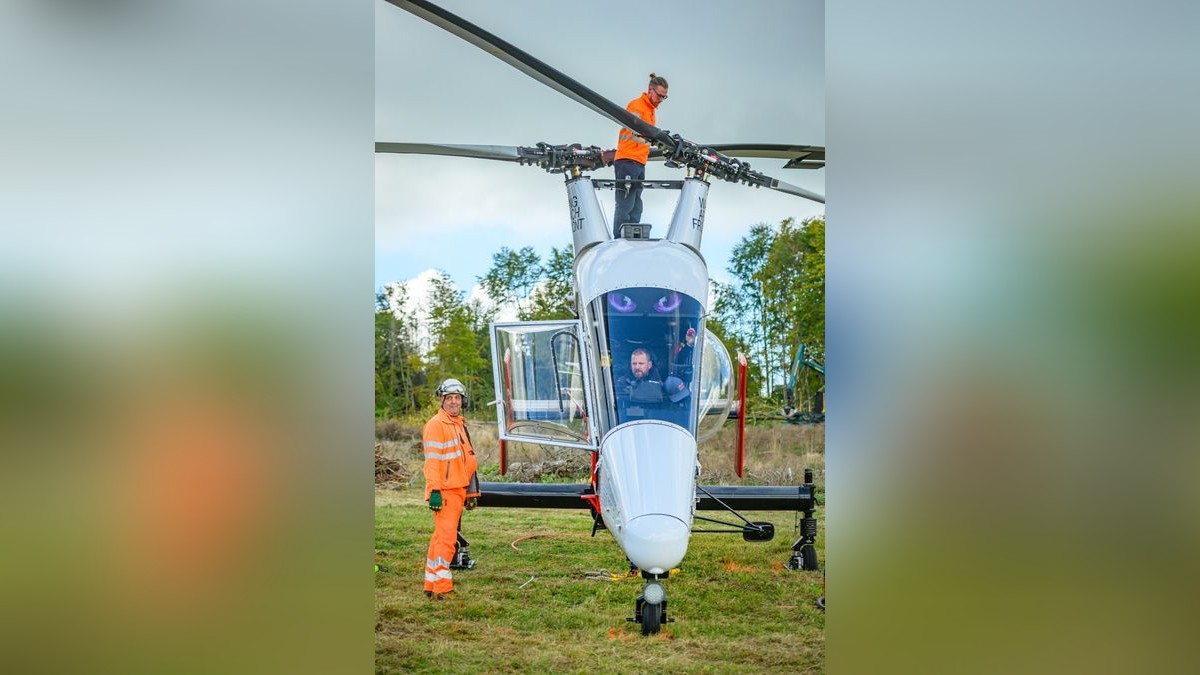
{"left": 424, "top": 487, "right": 465, "bottom": 594}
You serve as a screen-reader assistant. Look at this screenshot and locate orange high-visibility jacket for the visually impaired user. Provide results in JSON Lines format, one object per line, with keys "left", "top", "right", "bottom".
{"left": 422, "top": 408, "right": 480, "bottom": 500}
{"left": 615, "top": 92, "right": 657, "bottom": 165}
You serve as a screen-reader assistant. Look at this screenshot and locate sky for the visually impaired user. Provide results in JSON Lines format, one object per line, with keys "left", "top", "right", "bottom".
{"left": 375, "top": 0, "right": 825, "bottom": 299}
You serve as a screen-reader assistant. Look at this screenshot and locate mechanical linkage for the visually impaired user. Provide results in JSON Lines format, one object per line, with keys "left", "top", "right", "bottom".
{"left": 516, "top": 142, "right": 609, "bottom": 173}
{"left": 655, "top": 132, "right": 780, "bottom": 190}
{"left": 515, "top": 138, "right": 782, "bottom": 193}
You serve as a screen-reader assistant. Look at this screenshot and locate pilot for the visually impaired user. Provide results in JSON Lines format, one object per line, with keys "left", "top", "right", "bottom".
{"left": 615, "top": 347, "right": 666, "bottom": 407}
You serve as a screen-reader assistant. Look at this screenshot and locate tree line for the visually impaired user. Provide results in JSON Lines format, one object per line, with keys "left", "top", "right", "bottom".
{"left": 375, "top": 216, "right": 824, "bottom": 422}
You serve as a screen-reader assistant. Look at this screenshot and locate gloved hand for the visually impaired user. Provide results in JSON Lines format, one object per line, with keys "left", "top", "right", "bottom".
{"left": 601, "top": 149, "right": 615, "bottom": 166}
{"left": 465, "top": 497, "right": 478, "bottom": 511}
{"left": 428, "top": 490, "right": 442, "bottom": 512}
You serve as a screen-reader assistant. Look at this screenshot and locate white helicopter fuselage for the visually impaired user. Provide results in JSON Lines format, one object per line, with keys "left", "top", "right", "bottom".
{"left": 487, "top": 175, "right": 738, "bottom": 574}
{"left": 570, "top": 177, "right": 711, "bottom": 574}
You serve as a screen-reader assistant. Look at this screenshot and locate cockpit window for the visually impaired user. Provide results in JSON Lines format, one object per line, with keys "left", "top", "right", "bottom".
{"left": 585, "top": 286, "right": 704, "bottom": 433}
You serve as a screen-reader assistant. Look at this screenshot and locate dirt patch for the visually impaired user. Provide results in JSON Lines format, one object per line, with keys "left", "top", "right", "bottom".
{"left": 606, "top": 627, "right": 637, "bottom": 643}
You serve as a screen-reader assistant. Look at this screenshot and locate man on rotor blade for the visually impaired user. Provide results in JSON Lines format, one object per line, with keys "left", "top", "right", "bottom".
{"left": 612, "top": 73, "right": 669, "bottom": 237}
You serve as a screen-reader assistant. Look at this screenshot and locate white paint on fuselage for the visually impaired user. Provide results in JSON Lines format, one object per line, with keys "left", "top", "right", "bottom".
{"left": 597, "top": 420, "right": 698, "bottom": 573}
{"left": 575, "top": 238, "right": 709, "bottom": 307}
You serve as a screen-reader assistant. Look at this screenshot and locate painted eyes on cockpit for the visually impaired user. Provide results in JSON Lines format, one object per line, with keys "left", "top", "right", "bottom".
{"left": 608, "top": 293, "right": 637, "bottom": 313}
{"left": 653, "top": 292, "right": 681, "bottom": 313}
{"left": 608, "top": 291, "right": 683, "bottom": 313}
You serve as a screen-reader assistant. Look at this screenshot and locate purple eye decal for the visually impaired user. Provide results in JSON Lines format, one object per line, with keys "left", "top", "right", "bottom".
{"left": 653, "top": 292, "right": 682, "bottom": 313}
{"left": 608, "top": 292, "right": 637, "bottom": 313}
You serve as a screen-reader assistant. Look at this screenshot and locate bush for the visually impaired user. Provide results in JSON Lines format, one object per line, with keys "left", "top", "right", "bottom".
{"left": 376, "top": 418, "right": 414, "bottom": 441}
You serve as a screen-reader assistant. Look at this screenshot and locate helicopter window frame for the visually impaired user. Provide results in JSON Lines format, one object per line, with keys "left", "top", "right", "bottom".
{"left": 585, "top": 286, "right": 704, "bottom": 434}
{"left": 489, "top": 319, "right": 600, "bottom": 451}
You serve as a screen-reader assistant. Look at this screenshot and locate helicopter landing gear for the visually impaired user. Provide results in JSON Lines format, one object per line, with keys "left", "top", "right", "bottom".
{"left": 786, "top": 509, "right": 819, "bottom": 571}
{"left": 786, "top": 469, "right": 820, "bottom": 571}
{"left": 449, "top": 531, "right": 475, "bottom": 570}
{"left": 628, "top": 576, "right": 673, "bottom": 635}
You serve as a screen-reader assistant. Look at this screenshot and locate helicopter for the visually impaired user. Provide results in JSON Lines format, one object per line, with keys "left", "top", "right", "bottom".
{"left": 377, "top": 0, "right": 824, "bottom": 635}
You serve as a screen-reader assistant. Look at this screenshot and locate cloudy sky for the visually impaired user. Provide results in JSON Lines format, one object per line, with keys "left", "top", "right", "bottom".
{"left": 375, "top": 0, "right": 825, "bottom": 296}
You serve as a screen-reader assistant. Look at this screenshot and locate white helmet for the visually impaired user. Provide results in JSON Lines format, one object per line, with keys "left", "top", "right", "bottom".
{"left": 436, "top": 378, "right": 467, "bottom": 399}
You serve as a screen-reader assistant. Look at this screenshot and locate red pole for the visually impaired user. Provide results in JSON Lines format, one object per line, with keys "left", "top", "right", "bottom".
{"left": 736, "top": 352, "right": 748, "bottom": 478}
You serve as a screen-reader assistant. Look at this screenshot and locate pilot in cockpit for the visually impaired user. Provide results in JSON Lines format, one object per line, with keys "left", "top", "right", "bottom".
{"left": 615, "top": 348, "right": 693, "bottom": 426}
{"left": 615, "top": 348, "right": 664, "bottom": 405}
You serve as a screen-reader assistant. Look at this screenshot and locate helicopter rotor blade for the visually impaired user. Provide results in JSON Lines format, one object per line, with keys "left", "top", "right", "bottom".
{"left": 387, "top": 0, "right": 675, "bottom": 153}
{"left": 383, "top": 1, "right": 825, "bottom": 203}
{"left": 650, "top": 144, "right": 825, "bottom": 170}
{"left": 764, "top": 178, "right": 825, "bottom": 204}
{"left": 375, "top": 142, "right": 522, "bottom": 162}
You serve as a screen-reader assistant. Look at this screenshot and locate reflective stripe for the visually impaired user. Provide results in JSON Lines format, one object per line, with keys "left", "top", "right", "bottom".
{"left": 426, "top": 557, "right": 451, "bottom": 569}
{"left": 422, "top": 410, "right": 478, "bottom": 494}
{"left": 619, "top": 132, "right": 649, "bottom": 147}
{"left": 424, "top": 570, "right": 453, "bottom": 582}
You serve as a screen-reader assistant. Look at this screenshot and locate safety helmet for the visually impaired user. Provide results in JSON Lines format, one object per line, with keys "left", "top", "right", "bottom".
{"left": 436, "top": 378, "right": 467, "bottom": 399}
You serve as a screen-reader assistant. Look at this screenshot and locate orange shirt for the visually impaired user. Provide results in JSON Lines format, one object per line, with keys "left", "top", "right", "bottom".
{"left": 615, "top": 92, "right": 658, "bottom": 165}
{"left": 422, "top": 408, "right": 479, "bottom": 498}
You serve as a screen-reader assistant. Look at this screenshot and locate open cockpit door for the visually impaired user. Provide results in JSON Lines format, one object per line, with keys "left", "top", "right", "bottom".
{"left": 490, "top": 320, "right": 599, "bottom": 453}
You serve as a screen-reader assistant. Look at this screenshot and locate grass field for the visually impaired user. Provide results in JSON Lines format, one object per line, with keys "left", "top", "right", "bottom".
{"left": 374, "top": 420, "right": 825, "bottom": 673}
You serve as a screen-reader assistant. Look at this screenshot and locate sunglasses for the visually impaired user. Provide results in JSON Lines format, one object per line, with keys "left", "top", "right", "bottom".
{"left": 652, "top": 88, "right": 668, "bottom": 100}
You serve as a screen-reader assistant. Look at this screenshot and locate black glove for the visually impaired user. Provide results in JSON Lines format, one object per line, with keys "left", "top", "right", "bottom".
{"left": 465, "top": 497, "right": 478, "bottom": 511}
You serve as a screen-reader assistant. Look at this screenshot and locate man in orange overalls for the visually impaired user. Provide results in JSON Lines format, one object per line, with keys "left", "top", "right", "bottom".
{"left": 612, "top": 73, "right": 669, "bottom": 237}
{"left": 422, "top": 378, "right": 480, "bottom": 599}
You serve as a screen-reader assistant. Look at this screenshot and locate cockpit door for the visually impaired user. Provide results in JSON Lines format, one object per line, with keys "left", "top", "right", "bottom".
{"left": 489, "top": 320, "right": 599, "bottom": 451}
{"left": 696, "top": 331, "right": 736, "bottom": 442}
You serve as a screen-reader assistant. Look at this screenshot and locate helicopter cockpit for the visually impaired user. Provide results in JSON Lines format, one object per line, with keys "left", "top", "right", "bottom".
{"left": 588, "top": 285, "right": 702, "bottom": 431}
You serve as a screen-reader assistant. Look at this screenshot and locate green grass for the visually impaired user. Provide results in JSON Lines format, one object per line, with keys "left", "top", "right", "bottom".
{"left": 375, "top": 488, "right": 824, "bottom": 673}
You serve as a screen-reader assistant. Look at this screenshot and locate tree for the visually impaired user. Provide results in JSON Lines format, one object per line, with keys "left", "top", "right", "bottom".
{"left": 761, "top": 216, "right": 825, "bottom": 374}
{"left": 480, "top": 244, "right": 577, "bottom": 321}
{"left": 525, "top": 245, "right": 576, "bottom": 320}
{"left": 714, "top": 223, "right": 774, "bottom": 395}
{"left": 713, "top": 216, "right": 825, "bottom": 413}
{"left": 770, "top": 217, "right": 824, "bottom": 413}
{"left": 375, "top": 286, "right": 423, "bottom": 419}
{"left": 480, "top": 246, "right": 544, "bottom": 320}
{"left": 423, "top": 271, "right": 495, "bottom": 420}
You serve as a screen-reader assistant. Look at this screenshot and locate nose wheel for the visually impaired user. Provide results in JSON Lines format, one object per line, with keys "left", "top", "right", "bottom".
{"left": 628, "top": 579, "right": 672, "bottom": 635}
